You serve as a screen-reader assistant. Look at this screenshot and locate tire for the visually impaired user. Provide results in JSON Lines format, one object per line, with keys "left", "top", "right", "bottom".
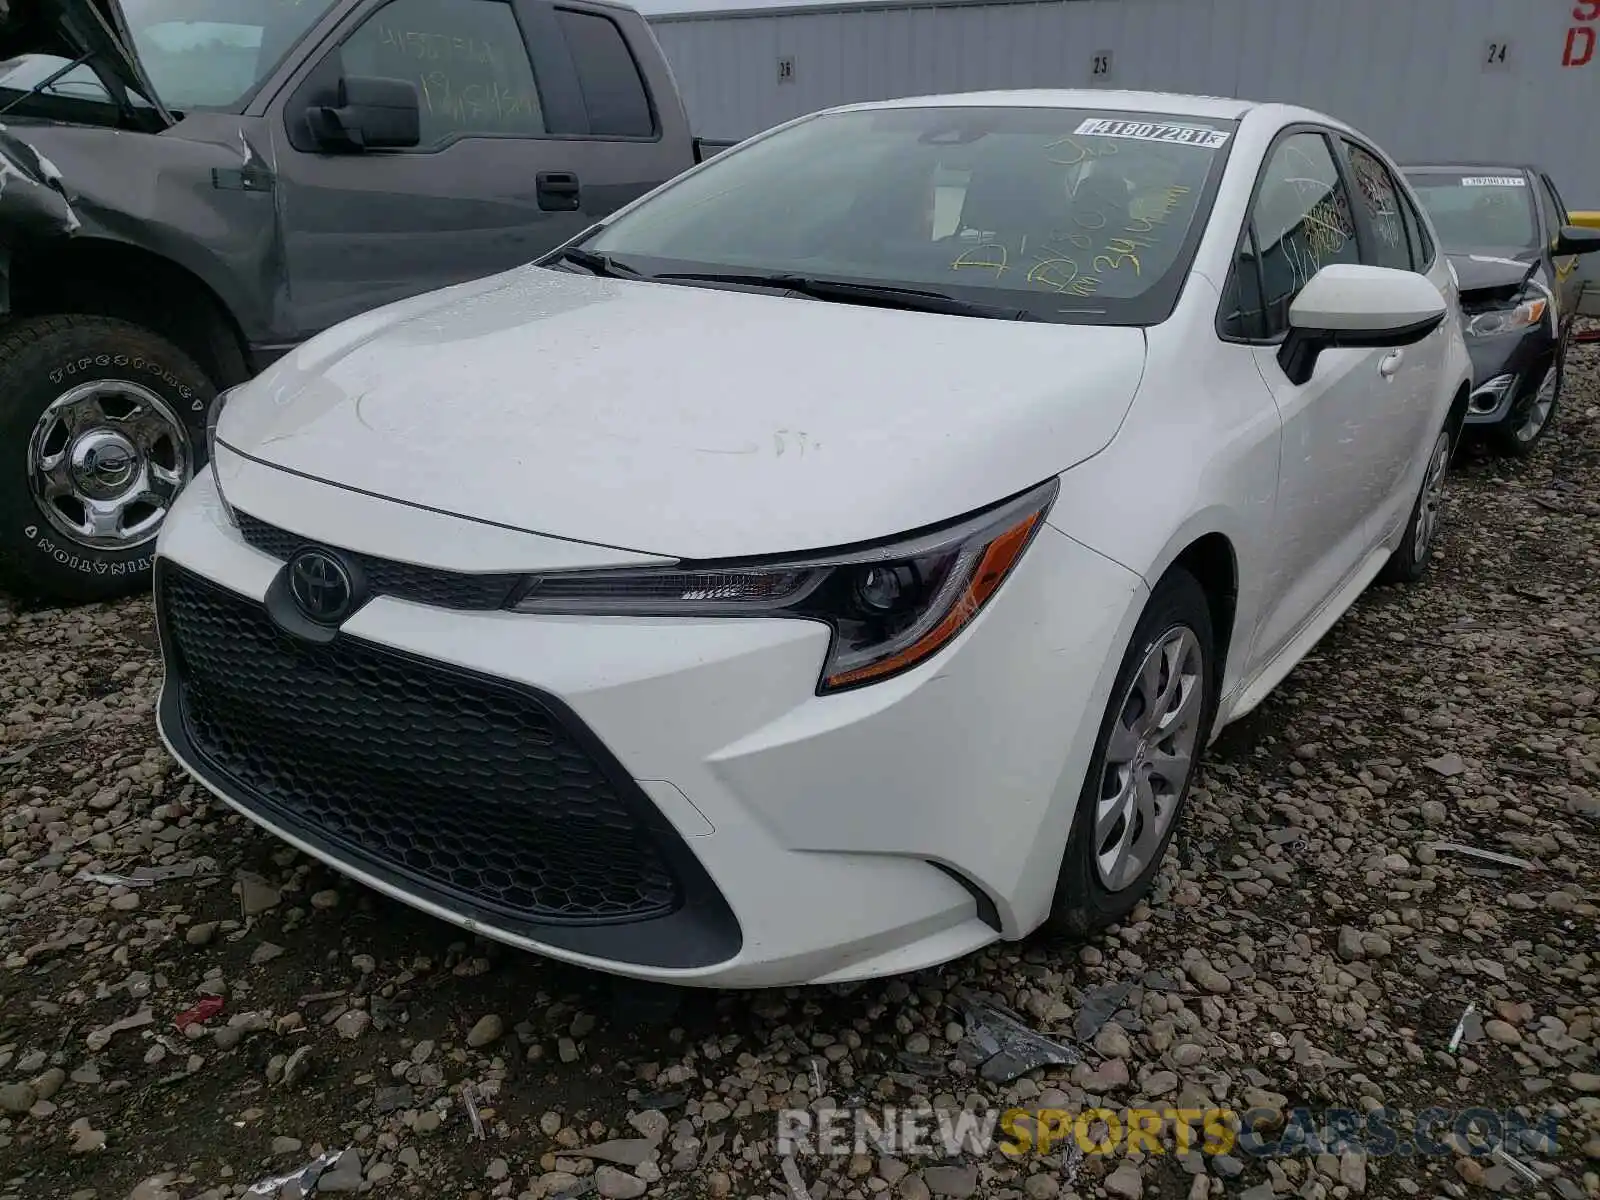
{"left": 1378, "top": 424, "right": 1452, "bottom": 586}
{"left": 0, "top": 315, "right": 213, "bottom": 604}
{"left": 1047, "top": 567, "right": 1215, "bottom": 936}
{"left": 1489, "top": 351, "right": 1562, "bottom": 458}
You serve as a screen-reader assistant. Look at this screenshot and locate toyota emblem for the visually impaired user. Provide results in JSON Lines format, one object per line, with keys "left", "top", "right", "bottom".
{"left": 287, "top": 548, "right": 355, "bottom": 624}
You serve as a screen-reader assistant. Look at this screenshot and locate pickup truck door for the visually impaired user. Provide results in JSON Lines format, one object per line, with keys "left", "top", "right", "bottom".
{"left": 263, "top": 0, "right": 685, "bottom": 346}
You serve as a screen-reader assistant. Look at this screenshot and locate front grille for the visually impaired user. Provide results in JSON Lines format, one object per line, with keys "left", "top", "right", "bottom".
{"left": 160, "top": 564, "right": 681, "bottom": 924}
{"left": 235, "top": 511, "right": 523, "bottom": 611}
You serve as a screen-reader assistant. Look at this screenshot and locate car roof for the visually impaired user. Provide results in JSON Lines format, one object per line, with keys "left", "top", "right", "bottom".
{"left": 821, "top": 89, "right": 1257, "bottom": 120}
{"left": 818, "top": 90, "right": 1370, "bottom": 137}
{"left": 1402, "top": 162, "right": 1543, "bottom": 176}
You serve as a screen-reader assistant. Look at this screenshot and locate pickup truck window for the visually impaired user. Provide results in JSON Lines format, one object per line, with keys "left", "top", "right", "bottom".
{"left": 123, "top": 0, "right": 334, "bottom": 110}
{"left": 340, "top": 0, "right": 546, "bottom": 144}
{"left": 555, "top": 8, "right": 654, "bottom": 138}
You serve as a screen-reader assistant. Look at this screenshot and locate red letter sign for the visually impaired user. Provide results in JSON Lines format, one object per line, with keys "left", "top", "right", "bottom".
{"left": 1567, "top": 24, "right": 1597, "bottom": 65}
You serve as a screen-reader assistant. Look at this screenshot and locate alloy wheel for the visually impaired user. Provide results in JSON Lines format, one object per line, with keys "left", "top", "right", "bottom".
{"left": 1092, "top": 625, "right": 1205, "bottom": 892}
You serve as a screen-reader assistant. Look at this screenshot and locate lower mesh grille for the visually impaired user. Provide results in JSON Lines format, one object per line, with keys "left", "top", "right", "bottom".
{"left": 159, "top": 564, "right": 681, "bottom": 924}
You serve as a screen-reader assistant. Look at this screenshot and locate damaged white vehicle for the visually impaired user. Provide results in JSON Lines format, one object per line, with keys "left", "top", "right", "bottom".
{"left": 156, "top": 91, "right": 1472, "bottom": 987}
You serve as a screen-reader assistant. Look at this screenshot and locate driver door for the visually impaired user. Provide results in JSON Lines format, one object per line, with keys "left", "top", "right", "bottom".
{"left": 1226, "top": 130, "right": 1396, "bottom": 672}
{"left": 263, "top": 0, "right": 591, "bottom": 342}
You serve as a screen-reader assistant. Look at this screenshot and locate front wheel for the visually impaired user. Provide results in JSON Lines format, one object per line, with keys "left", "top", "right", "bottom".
{"left": 1490, "top": 353, "right": 1562, "bottom": 457}
{"left": 1047, "top": 568, "right": 1214, "bottom": 936}
{"left": 0, "top": 315, "right": 213, "bottom": 604}
{"left": 1378, "top": 425, "right": 1452, "bottom": 586}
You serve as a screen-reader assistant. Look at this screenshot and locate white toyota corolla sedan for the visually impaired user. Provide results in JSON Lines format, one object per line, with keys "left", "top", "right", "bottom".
{"left": 156, "top": 90, "right": 1472, "bottom": 988}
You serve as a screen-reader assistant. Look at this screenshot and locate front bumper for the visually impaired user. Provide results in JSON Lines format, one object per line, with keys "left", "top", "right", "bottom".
{"left": 153, "top": 466, "right": 1145, "bottom": 987}
{"left": 1464, "top": 330, "right": 1555, "bottom": 425}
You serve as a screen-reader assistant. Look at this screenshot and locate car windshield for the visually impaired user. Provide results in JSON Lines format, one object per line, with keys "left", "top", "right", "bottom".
{"left": 1406, "top": 170, "right": 1538, "bottom": 252}
{"left": 2, "top": 0, "right": 334, "bottom": 112}
{"left": 581, "top": 105, "right": 1238, "bottom": 324}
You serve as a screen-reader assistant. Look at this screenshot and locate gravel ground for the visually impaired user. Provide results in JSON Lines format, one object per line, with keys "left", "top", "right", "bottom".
{"left": 2, "top": 331, "right": 1598, "bottom": 1200}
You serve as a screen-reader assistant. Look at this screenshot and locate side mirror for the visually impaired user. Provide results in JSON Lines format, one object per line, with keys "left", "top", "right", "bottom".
{"left": 1278, "top": 264, "right": 1448, "bottom": 386}
{"left": 1554, "top": 225, "right": 1600, "bottom": 256}
{"left": 307, "top": 75, "right": 420, "bottom": 152}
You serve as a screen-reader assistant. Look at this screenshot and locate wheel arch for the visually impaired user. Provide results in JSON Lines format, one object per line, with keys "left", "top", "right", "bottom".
{"left": 1136, "top": 515, "right": 1247, "bottom": 705}
{"left": 6, "top": 237, "right": 252, "bottom": 389}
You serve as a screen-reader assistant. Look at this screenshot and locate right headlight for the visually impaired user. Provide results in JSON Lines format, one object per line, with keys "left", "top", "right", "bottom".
{"left": 205, "top": 385, "right": 239, "bottom": 527}
{"left": 1465, "top": 294, "right": 1547, "bottom": 338}
{"left": 509, "top": 479, "right": 1058, "bottom": 693}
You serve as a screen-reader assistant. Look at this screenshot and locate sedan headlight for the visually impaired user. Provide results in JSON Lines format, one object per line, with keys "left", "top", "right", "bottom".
{"left": 206, "top": 386, "right": 239, "bottom": 527}
{"left": 511, "top": 479, "right": 1058, "bottom": 693}
{"left": 1465, "top": 294, "right": 1547, "bottom": 338}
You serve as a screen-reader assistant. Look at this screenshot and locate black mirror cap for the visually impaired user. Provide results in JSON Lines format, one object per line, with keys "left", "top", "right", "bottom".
{"left": 308, "top": 75, "right": 421, "bottom": 152}
{"left": 1555, "top": 225, "right": 1600, "bottom": 256}
{"left": 1277, "top": 312, "right": 1446, "bottom": 386}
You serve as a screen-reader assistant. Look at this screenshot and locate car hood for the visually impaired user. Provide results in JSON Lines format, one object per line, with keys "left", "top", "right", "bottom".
{"left": 0, "top": 0, "right": 170, "bottom": 123}
{"left": 1446, "top": 249, "right": 1539, "bottom": 296}
{"left": 221, "top": 266, "right": 1148, "bottom": 560}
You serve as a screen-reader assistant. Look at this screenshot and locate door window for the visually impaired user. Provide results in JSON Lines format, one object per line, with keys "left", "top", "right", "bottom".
{"left": 1221, "top": 131, "right": 1359, "bottom": 340}
{"left": 555, "top": 8, "right": 654, "bottom": 137}
{"left": 1396, "top": 186, "right": 1433, "bottom": 270}
{"left": 1534, "top": 177, "right": 1566, "bottom": 248}
{"left": 339, "top": 0, "right": 546, "bottom": 145}
{"left": 1342, "top": 142, "right": 1411, "bottom": 272}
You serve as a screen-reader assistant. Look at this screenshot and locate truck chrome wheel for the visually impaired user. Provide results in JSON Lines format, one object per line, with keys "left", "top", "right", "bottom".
{"left": 27, "top": 380, "right": 193, "bottom": 550}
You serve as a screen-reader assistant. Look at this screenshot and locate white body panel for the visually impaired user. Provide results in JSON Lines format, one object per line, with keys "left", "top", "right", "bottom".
{"left": 158, "top": 91, "right": 1473, "bottom": 986}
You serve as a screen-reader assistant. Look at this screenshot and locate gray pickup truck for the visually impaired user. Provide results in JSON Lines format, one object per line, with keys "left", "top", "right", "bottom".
{"left": 0, "top": 0, "right": 716, "bottom": 603}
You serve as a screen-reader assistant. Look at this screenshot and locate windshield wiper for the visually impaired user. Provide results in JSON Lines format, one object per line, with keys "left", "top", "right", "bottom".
{"left": 547, "top": 246, "right": 644, "bottom": 278}
{"left": 650, "top": 271, "right": 1036, "bottom": 320}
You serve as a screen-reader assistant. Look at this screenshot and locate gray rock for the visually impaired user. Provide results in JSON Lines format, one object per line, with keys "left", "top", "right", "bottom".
{"left": 238, "top": 876, "right": 282, "bottom": 915}
{"left": 271, "top": 1136, "right": 304, "bottom": 1155}
{"left": 1104, "top": 1162, "right": 1143, "bottom": 1200}
{"left": 594, "top": 1165, "right": 647, "bottom": 1198}
{"left": 466, "top": 1013, "right": 504, "bottom": 1048}
{"left": 0, "top": 1082, "right": 37, "bottom": 1114}
{"left": 315, "top": 1149, "right": 363, "bottom": 1193}
{"left": 923, "top": 1165, "right": 979, "bottom": 1197}
{"left": 629, "top": 1109, "right": 670, "bottom": 1142}
{"left": 584, "top": 1138, "right": 656, "bottom": 1167}
{"left": 1336, "top": 926, "right": 1365, "bottom": 962}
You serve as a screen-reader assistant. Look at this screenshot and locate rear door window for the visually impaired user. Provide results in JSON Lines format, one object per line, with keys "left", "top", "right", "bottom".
{"left": 554, "top": 8, "right": 655, "bottom": 137}
{"left": 1342, "top": 141, "right": 1411, "bottom": 272}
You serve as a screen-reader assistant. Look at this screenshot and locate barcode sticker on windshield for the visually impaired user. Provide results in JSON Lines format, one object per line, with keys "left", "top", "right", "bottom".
{"left": 1073, "top": 118, "right": 1230, "bottom": 148}
{"left": 1461, "top": 175, "right": 1526, "bottom": 186}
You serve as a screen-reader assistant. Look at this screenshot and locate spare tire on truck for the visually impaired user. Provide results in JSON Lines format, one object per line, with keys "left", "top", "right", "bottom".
{"left": 0, "top": 314, "right": 213, "bottom": 604}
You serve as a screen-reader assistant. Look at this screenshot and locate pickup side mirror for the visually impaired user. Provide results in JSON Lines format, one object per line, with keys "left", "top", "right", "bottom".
{"left": 307, "top": 75, "right": 421, "bottom": 152}
{"left": 1277, "top": 264, "right": 1448, "bottom": 385}
{"left": 1554, "top": 224, "right": 1600, "bottom": 256}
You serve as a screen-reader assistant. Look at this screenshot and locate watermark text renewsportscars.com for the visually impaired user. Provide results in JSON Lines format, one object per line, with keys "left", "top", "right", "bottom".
{"left": 777, "top": 1105, "right": 1562, "bottom": 1160}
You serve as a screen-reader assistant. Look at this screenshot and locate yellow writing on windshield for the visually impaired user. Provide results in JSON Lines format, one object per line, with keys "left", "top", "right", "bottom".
{"left": 1043, "top": 136, "right": 1119, "bottom": 167}
{"left": 951, "top": 244, "right": 1011, "bottom": 277}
